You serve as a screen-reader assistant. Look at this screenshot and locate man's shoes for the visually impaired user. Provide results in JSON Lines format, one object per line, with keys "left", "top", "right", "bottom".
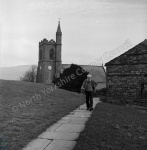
{"left": 89, "top": 108, "right": 93, "bottom": 111}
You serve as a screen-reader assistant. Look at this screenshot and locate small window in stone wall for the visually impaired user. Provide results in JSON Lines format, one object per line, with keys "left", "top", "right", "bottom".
{"left": 40, "top": 50, "right": 42, "bottom": 60}
{"left": 108, "top": 81, "right": 113, "bottom": 88}
{"left": 109, "top": 85, "right": 112, "bottom": 88}
{"left": 50, "top": 49, "right": 55, "bottom": 60}
{"left": 141, "top": 83, "right": 147, "bottom": 98}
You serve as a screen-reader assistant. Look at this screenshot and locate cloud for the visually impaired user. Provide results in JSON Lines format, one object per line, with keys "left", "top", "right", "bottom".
{"left": 0, "top": 0, "right": 147, "bottom": 67}
{"left": 0, "top": 38, "right": 37, "bottom": 67}
{"left": 26, "top": 0, "right": 147, "bottom": 16}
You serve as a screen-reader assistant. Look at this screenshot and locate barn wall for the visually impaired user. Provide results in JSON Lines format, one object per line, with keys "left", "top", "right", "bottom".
{"left": 107, "top": 64, "right": 147, "bottom": 75}
{"left": 106, "top": 64, "right": 147, "bottom": 106}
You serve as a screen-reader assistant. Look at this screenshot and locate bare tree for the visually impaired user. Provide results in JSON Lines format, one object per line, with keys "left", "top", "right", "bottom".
{"left": 20, "top": 65, "right": 37, "bottom": 82}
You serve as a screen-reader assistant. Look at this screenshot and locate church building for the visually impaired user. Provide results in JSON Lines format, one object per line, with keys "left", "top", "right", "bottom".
{"left": 36, "top": 21, "right": 106, "bottom": 90}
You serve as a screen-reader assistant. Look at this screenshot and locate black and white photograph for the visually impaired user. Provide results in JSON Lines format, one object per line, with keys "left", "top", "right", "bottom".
{"left": 0, "top": 0, "right": 147, "bottom": 150}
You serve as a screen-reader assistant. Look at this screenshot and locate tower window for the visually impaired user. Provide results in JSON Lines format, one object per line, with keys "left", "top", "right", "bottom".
{"left": 40, "top": 50, "right": 42, "bottom": 60}
{"left": 50, "top": 49, "right": 55, "bottom": 60}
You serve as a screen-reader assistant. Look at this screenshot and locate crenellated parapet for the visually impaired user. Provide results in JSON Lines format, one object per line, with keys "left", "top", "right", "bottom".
{"left": 39, "top": 38, "right": 56, "bottom": 47}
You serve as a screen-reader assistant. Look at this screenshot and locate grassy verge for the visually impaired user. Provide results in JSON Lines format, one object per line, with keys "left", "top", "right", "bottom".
{"left": 74, "top": 102, "right": 147, "bottom": 150}
{"left": 0, "top": 80, "right": 85, "bottom": 150}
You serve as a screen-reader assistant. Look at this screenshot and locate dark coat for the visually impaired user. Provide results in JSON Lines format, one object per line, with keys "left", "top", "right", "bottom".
{"left": 81, "top": 79, "right": 97, "bottom": 92}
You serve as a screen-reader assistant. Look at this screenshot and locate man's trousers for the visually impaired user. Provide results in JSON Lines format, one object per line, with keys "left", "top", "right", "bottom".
{"left": 85, "top": 91, "right": 93, "bottom": 109}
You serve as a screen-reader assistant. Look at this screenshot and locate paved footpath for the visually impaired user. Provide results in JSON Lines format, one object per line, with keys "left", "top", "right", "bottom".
{"left": 23, "top": 98, "right": 100, "bottom": 150}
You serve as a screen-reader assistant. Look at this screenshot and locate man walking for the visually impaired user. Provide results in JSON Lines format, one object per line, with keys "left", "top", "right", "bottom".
{"left": 81, "top": 74, "right": 97, "bottom": 111}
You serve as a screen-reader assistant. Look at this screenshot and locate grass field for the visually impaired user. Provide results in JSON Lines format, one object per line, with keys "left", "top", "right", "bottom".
{"left": 74, "top": 102, "right": 147, "bottom": 150}
{"left": 0, "top": 79, "right": 85, "bottom": 150}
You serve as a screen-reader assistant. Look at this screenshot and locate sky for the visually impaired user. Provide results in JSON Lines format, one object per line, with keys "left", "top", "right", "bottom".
{"left": 0, "top": 0, "right": 147, "bottom": 67}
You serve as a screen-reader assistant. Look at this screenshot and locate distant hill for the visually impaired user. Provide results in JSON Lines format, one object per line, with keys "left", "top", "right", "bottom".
{"left": 0, "top": 65, "right": 36, "bottom": 81}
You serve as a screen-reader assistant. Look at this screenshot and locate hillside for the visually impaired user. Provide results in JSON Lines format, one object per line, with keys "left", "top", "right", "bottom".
{"left": 0, "top": 79, "right": 84, "bottom": 150}
{"left": 0, "top": 65, "right": 36, "bottom": 80}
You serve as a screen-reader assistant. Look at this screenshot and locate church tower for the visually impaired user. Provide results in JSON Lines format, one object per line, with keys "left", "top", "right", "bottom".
{"left": 55, "top": 21, "right": 62, "bottom": 78}
{"left": 36, "top": 21, "right": 62, "bottom": 84}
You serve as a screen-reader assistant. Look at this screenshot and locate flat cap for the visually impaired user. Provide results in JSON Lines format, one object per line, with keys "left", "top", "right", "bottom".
{"left": 87, "top": 74, "right": 92, "bottom": 77}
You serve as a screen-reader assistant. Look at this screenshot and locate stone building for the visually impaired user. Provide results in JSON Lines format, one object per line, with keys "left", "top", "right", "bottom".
{"left": 105, "top": 39, "right": 147, "bottom": 106}
{"left": 36, "top": 21, "right": 106, "bottom": 89}
{"left": 36, "top": 21, "right": 62, "bottom": 84}
{"left": 62, "top": 64, "right": 106, "bottom": 90}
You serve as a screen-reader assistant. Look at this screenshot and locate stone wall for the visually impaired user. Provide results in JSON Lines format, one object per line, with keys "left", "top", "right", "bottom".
{"left": 106, "top": 64, "right": 147, "bottom": 106}
{"left": 106, "top": 40, "right": 147, "bottom": 106}
{"left": 107, "top": 64, "right": 147, "bottom": 75}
